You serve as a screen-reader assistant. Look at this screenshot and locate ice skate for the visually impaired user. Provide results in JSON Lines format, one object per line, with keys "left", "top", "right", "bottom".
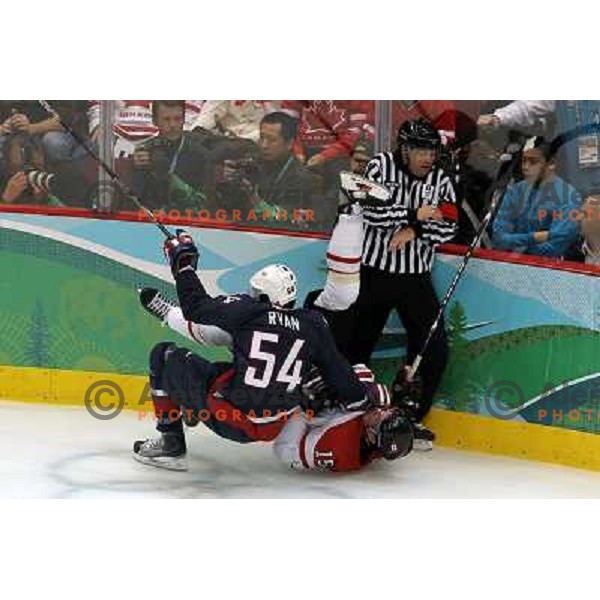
{"left": 132, "top": 432, "right": 188, "bottom": 471}
{"left": 139, "top": 288, "right": 177, "bottom": 323}
{"left": 338, "top": 171, "right": 391, "bottom": 214}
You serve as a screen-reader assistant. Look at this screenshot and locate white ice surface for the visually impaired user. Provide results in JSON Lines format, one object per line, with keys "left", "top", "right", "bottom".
{"left": 3, "top": 402, "right": 600, "bottom": 498}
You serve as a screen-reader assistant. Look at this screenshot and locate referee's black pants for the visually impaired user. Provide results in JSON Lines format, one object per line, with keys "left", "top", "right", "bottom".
{"left": 347, "top": 265, "right": 448, "bottom": 422}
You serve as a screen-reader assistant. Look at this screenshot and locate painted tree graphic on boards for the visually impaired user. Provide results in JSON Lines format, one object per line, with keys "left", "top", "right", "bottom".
{"left": 25, "top": 299, "right": 49, "bottom": 367}
{"left": 441, "top": 301, "right": 473, "bottom": 411}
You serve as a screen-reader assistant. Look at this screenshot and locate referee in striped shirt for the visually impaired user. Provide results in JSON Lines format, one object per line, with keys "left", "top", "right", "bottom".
{"left": 349, "top": 118, "right": 458, "bottom": 447}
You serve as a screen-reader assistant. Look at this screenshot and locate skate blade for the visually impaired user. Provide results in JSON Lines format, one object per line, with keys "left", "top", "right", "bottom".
{"left": 339, "top": 171, "right": 390, "bottom": 202}
{"left": 132, "top": 451, "right": 189, "bottom": 471}
{"left": 413, "top": 440, "right": 433, "bottom": 452}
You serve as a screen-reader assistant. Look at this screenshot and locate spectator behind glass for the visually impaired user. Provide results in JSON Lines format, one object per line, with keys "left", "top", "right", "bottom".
{"left": 350, "top": 139, "right": 374, "bottom": 175}
{"left": 189, "top": 100, "right": 277, "bottom": 166}
{"left": 218, "top": 111, "right": 320, "bottom": 226}
{"left": 88, "top": 100, "right": 204, "bottom": 158}
{"left": 281, "top": 101, "right": 373, "bottom": 223}
{"left": 565, "top": 193, "right": 600, "bottom": 265}
{"left": 282, "top": 101, "right": 373, "bottom": 168}
{"left": 0, "top": 101, "right": 88, "bottom": 176}
{"left": 191, "top": 101, "right": 278, "bottom": 143}
{"left": 0, "top": 101, "right": 92, "bottom": 207}
{"left": 131, "top": 101, "right": 210, "bottom": 212}
{"left": 478, "top": 101, "right": 600, "bottom": 196}
{"left": 492, "top": 136, "right": 581, "bottom": 258}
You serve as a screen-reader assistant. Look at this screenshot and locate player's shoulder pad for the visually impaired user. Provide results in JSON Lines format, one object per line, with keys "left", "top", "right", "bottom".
{"left": 213, "top": 293, "right": 268, "bottom": 325}
{"left": 214, "top": 293, "right": 266, "bottom": 312}
{"left": 215, "top": 293, "right": 253, "bottom": 304}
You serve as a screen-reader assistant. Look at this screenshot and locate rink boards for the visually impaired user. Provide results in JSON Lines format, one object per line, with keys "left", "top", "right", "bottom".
{"left": 1, "top": 212, "right": 600, "bottom": 471}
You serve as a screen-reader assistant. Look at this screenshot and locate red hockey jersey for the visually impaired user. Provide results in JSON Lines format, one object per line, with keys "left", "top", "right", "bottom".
{"left": 297, "top": 410, "right": 376, "bottom": 472}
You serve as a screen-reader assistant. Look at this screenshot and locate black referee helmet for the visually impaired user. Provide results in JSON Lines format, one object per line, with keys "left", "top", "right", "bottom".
{"left": 396, "top": 117, "right": 442, "bottom": 164}
{"left": 396, "top": 117, "right": 442, "bottom": 151}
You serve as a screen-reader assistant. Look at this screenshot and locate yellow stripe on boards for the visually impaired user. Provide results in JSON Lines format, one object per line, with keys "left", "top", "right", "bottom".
{"left": 0, "top": 365, "right": 152, "bottom": 411}
{"left": 426, "top": 408, "right": 600, "bottom": 472}
{"left": 2, "top": 365, "right": 600, "bottom": 472}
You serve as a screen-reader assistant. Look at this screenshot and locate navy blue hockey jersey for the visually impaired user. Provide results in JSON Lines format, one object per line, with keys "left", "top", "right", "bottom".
{"left": 175, "top": 269, "right": 366, "bottom": 415}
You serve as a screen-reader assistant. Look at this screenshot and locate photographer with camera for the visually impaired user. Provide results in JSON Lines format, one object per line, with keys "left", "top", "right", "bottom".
{"left": 1, "top": 169, "right": 66, "bottom": 206}
{"left": 131, "top": 100, "right": 210, "bottom": 212}
{"left": 217, "top": 111, "right": 320, "bottom": 226}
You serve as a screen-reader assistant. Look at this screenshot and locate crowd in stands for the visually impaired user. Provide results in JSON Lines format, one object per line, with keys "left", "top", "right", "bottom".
{"left": 0, "top": 99, "right": 599, "bottom": 266}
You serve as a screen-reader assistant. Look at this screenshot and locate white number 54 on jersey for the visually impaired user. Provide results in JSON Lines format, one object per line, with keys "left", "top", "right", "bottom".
{"left": 244, "top": 331, "right": 305, "bottom": 392}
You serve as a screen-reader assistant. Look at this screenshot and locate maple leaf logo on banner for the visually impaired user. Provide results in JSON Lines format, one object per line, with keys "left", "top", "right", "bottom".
{"left": 302, "top": 101, "right": 346, "bottom": 135}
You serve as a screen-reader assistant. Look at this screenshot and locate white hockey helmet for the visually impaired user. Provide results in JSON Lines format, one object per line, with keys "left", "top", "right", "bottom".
{"left": 249, "top": 264, "right": 298, "bottom": 307}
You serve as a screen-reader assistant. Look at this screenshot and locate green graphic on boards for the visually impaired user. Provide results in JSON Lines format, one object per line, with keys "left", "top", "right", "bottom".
{"left": 25, "top": 299, "right": 49, "bottom": 367}
{"left": 2, "top": 223, "right": 600, "bottom": 436}
{"left": 0, "top": 244, "right": 230, "bottom": 374}
{"left": 371, "top": 300, "right": 600, "bottom": 434}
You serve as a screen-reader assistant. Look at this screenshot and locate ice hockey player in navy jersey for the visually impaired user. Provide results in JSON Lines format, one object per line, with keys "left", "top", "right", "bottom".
{"left": 135, "top": 172, "right": 414, "bottom": 472}
{"left": 133, "top": 229, "right": 387, "bottom": 471}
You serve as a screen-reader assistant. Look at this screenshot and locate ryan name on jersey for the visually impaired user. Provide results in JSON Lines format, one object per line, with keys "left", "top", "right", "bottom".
{"left": 267, "top": 311, "right": 301, "bottom": 332}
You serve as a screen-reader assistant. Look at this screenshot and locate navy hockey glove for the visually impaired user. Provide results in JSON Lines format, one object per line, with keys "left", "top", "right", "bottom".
{"left": 163, "top": 229, "right": 199, "bottom": 276}
{"left": 300, "top": 366, "right": 331, "bottom": 414}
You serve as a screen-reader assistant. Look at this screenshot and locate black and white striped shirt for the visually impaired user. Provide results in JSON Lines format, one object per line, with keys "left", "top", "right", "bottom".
{"left": 361, "top": 151, "right": 458, "bottom": 274}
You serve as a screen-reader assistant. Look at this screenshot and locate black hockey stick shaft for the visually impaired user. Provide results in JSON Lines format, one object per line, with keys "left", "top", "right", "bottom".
{"left": 38, "top": 100, "right": 174, "bottom": 239}
{"left": 405, "top": 147, "right": 521, "bottom": 381}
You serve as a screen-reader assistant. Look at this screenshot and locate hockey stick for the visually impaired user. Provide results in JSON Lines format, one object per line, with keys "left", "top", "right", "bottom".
{"left": 403, "top": 142, "right": 522, "bottom": 383}
{"left": 38, "top": 100, "right": 174, "bottom": 239}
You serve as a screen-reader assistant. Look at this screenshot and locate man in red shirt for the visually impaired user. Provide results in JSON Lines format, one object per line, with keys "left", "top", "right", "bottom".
{"left": 281, "top": 100, "right": 375, "bottom": 226}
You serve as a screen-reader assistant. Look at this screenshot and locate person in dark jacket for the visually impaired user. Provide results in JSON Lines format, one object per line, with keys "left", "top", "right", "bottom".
{"left": 218, "top": 111, "right": 321, "bottom": 228}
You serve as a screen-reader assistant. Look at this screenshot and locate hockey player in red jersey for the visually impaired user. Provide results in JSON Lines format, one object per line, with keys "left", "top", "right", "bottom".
{"left": 273, "top": 363, "right": 413, "bottom": 472}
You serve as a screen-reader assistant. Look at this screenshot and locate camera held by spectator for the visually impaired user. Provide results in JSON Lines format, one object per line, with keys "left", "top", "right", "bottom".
{"left": 134, "top": 136, "right": 174, "bottom": 179}
{"left": 222, "top": 157, "right": 261, "bottom": 186}
{"left": 1, "top": 169, "right": 63, "bottom": 206}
